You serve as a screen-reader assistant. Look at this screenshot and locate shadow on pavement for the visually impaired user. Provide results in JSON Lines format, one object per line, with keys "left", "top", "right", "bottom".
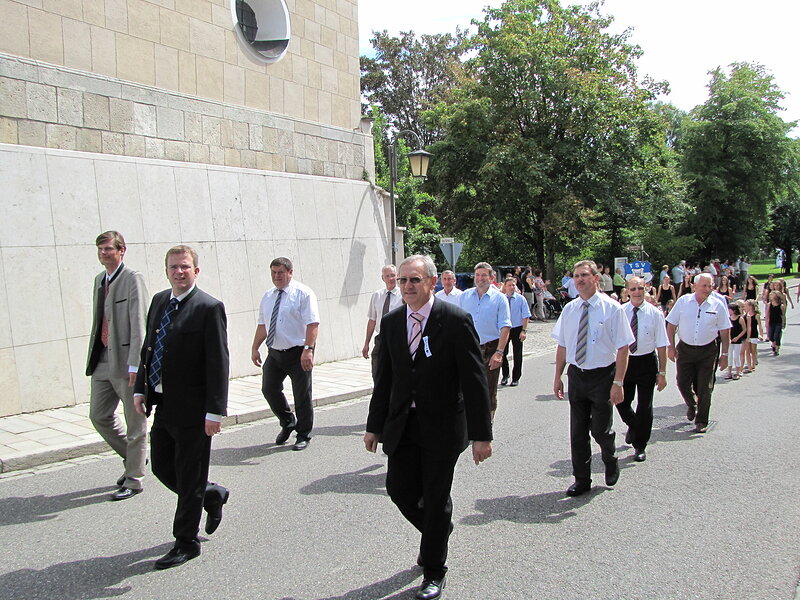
{"left": 313, "top": 567, "right": 421, "bottom": 600}
{"left": 210, "top": 442, "right": 293, "bottom": 466}
{"left": 0, "top": 485, "right": 118, "bottom": 526}
{"left": 0, "top": 543, "right": 171, "bottom": 599}
{"left": 299, "top": 463, "right": 386, "bottom": 496}
{"left": 461, "top": 488, "right": 604, "bottom": 526}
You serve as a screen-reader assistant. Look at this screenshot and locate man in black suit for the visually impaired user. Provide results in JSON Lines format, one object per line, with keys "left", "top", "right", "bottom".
{"left": 133, "top": 245, "right": 230, "bottom": 570}
{"left": 364, "top": 254, "right": 493, "bottom": 600}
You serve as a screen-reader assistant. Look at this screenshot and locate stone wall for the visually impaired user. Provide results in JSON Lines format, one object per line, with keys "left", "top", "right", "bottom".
{"left": 0, "top": 0, "right": 361, "bottom": 130}
{"left": 0, "top": 53, "right": 372, "bottom": 179}
{"left": 0, "top": 143, "right": 391, "bottom": 417}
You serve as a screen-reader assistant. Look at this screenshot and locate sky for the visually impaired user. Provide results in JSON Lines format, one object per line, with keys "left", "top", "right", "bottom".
{"left": 357, "top": 0, "right": 800, "bottom": 135}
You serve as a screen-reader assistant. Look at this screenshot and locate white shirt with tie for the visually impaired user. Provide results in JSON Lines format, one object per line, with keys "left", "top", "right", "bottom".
{"left": 624, "top": 300, "right": 669, "bottom": 356}
{"left": 367, "top": 286, "right": 403, "bottom": 336}
{"left": 257, "top": 279, "right": 320, "bottom": 350}
{"left": 552, "top": 291, "right": 634, "bottom": 368}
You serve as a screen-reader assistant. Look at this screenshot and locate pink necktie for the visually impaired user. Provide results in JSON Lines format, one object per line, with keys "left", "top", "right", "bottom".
{"left": 408, "top": 313, "right": 423, "bottom": 358}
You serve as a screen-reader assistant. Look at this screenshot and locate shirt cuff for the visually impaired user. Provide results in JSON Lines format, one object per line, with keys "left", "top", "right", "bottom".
{"left": 128, "top": 365, "right": 138, "bottom": 373}
{"left": 205, "top": 413, "right": 222, "bottom": 422}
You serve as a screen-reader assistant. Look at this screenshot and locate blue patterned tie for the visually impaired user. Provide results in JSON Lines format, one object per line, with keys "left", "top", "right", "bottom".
{"left": 575, "top": 301, "right": 590, "bottom": 366}
{"left": 266, "top": 289, "right": 283, "bottom": 349}
{"left": 148, "top": 298, "right": 179, "bottom": 389}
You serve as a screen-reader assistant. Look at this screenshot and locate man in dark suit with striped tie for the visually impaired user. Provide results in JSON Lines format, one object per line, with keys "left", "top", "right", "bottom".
{"left": 251, "top": 257, "right": 320, "bottom": 451}
{"left": 133, "top": 245, "right": 230, "bottom": 570}
{"left": 551, "top": 260, "right": 633, "bottom": 497}
{"left": 365, "top": 254, "right": 492, "bottom": 600}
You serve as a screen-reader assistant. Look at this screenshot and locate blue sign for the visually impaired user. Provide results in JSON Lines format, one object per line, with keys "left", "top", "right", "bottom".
{"left": 624, "top": 261, "right": 653, "bottom": 282}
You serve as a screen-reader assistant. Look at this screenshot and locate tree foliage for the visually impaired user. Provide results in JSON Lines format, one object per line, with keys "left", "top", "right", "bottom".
{"left": 361, "top": 30, "right": 469, "bottom": 146}
{"left": 680, "top": 62, "right": 797, "bottom": 259}
{"left": 425, "top": 0, "right": 676, "bottom": 280}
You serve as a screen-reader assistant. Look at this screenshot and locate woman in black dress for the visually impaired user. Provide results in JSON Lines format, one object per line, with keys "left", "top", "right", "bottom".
{"left": 655, "top": 275, "right": 676, "bottom": 312}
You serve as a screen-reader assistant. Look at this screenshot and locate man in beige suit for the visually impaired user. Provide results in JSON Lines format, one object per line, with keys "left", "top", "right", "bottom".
{"left": 86, "top": 231, "right": 149, "bottom": 501}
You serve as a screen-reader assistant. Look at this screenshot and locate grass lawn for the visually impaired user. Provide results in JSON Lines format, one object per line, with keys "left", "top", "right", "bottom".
{"left": 748, "top": 259, "right": 797, "bottom": 280}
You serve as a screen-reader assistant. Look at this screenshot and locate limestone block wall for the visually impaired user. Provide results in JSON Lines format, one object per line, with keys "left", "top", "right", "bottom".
{"left": 0, "top": 53, "right": 371, "bottom": 180}
{"left": 0, "top": 143, "right": 392, "bottom": 417}
{"left": 0, "top": 0, "right": 361, "bottom": 130}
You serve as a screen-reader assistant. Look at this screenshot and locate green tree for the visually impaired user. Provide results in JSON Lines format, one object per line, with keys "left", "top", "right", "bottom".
{"left": 766, "top": 140, "right": 800, "bottom": 273}
{"left": 370, "top": 107, "right": 442, "bottom": 260}
{"left": 680, "top": 62, "right": 797, "bottom": 259}
{"left": 361, "top": 30, "right": 469, "bottom": 146}
{"left": 425, "top": 0, "right": 675, "bottom": 281}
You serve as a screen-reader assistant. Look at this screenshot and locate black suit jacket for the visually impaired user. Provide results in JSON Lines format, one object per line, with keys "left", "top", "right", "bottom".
{"left": 366, "top": 298, "right": 492, "bottom": 456}
{"left": 134, "top": 287, "right": 229, "bottom": 426}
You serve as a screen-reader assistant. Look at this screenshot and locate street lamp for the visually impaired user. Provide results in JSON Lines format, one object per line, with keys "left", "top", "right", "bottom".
{"left": 388, "top": 130, "right": 432, "bottom": 265}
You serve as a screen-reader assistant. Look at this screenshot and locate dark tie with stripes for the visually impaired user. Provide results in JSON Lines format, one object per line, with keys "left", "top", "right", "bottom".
{"left": 575, "top": 301, "right": 589, "bottom": 366}
{"left": 630, "top": 305, "right": 639, "bottom": 354}
{"left": 148, "top": 298, "right": 179, "bottom": 389}
{"left": 266, "top": 289, "right": 283, "bottom": 349}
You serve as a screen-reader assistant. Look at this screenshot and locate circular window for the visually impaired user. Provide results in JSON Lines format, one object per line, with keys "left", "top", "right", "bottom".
{"left": 231, "top": 0, "right": 291, "bottom": 64}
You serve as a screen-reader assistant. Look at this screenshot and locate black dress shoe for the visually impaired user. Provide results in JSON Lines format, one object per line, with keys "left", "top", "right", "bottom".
{"left": 633, "top": 449, "right": 646, "bottom": 462}
{"left": 416, "top": 576, "right": 446, "bottom": 600}
{"left": 686, "top": 405, "right": 696, "bottom": 422}
{"left": 205, "top": 487, "right": 229, "bottom": 534}
{"left": 566, "top": 481, "right": 591, "bottom": 497}
{"left": 500, "top": 377, "right": 509, "bottom": 386}
{"left": 275, "top": 422, "right": 296, "bottom": 445}
{"left": 292, "top": 437, "right": 310, "bottom": 451}
{"left": 605, "top": 461, "right": 620, "bottom": 486}
{"left": 110, "top": 487, "right": 142, "bottom": 501}
{"left": 510, "top": 380, "right": 519, "bottom": 386}
{"left": 154, "top": 545, "right": 200, "bottom": 570}
{"left": 116, "top": 474, "right": 126, "bottom": 487}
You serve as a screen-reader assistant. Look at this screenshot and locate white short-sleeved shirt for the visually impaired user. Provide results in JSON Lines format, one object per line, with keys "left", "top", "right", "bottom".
{"left": 552, "top": 292, "right": 634, "bottom": 368}
{"left": 258, "top": 279, "right": 320, "bottom": 350}
{"left": 459, "top": 285, "right": 512, "bottom": 345}
{"left": 565, "top": 278, "right": 578, "bottom": 298}
{"left": 435, "top": 287, "right": 463, "bottom": 305}
{"left": 366, "top": 287, "right": 403, "bottom": 336}
{"left": 665, "top": 292, "right": 731, "bottom": 346}
{"left": 624, "top": 300, "right": 669, "bottom": 356}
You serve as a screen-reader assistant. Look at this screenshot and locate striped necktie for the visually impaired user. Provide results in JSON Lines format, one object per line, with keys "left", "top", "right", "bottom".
{"left": 575, "top": 301, "right": 590, "bottom": 366}
{"left": 629, "top": 305, "right": 639, "bottom": 354}
{"left": 148, "top": 298, "right": 179, "bottom": 389}
{"left": 266, "top": 289, "right": 283, "bottom": 349}
{"left": 408, "top": 312, "right": 423, "bottom": 358}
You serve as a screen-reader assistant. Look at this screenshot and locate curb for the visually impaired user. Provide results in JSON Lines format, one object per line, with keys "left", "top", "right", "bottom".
{"left": 0, "top": 385, "right": 375, "bottom": 475}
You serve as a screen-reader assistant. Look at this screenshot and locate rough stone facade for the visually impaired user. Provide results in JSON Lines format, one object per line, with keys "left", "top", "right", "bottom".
{"left": 0, "top": 0, "right": 388, "bottom": 417}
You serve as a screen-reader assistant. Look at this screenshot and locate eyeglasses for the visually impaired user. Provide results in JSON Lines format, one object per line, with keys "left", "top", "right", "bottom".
{"left": 628, "top": 287, "right": 645, "bottom": 291}
{"left": 397, "top": 277, "right": 426, "bottom": 285}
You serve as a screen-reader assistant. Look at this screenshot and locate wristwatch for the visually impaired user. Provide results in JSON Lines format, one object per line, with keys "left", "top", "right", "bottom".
{"left": 612, "top": 380, "right": 624, "bottom": 387}
{"left": 658, "top": 371, "right": 666, "bottom": 376}
{"left": 303, "top": 345, "right": 315, "bottom": 350}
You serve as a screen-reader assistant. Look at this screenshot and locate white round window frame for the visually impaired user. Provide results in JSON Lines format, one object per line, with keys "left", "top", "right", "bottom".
{"left": 230, "top": 0, "right": 292, "bottom": 65}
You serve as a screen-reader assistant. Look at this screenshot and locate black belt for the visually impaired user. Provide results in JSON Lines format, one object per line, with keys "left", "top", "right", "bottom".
{"left": 269, "top": 346, "right": 301, "bottom": 353}
{"left": 569, "top": 362, "right": 614, "bottom": 374}
{"left": 629, "top": 351, "right": 656, "bottom": 359}
{"left": 678, "top": 340, "right": 716, "bottom": 349}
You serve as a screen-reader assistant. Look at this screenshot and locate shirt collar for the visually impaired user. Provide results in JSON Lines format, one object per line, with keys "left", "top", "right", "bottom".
{"left": 407, "top": 295, "right": 434, "bottom": 319}
{"left": 171, "top": 284, "right": 196, "bottom": 302}
{"left": 106, "top": 262, "right": 124, "bottom": 282}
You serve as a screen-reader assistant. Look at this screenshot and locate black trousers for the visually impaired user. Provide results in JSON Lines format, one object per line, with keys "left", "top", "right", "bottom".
{"left": 262, "top": 346, "right": 314, "bottom": 439}
{"left": 150, "top": 407, "right": 214, "bottom": 549}
{"left": 501, "top": 326, "right": 523, "bottom": 381}
{"left": 675, "top": 340, "right": 717, "bottom": 426}
{"left": 567, "top": 363, "right": 617, "bottom": 484}
{"left": 617, "top": 352, "right": 657, "bottom": 451}
{"left": 385, "top": 414, "right": 460, "bottom": 581}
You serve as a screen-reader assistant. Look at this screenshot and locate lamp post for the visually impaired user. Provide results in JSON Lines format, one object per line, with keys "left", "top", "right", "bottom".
{"left": 388, "top": 130, "right": 432, "bottom": 265}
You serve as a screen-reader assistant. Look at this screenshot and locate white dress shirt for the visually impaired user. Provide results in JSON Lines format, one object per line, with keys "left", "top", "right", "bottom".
{"left": 624, "top": 300, "right": 669, "bottom": 356}
{"left": 367, "top": 286, "right": 403, "bottom": 336}
{"left": 458, "top": 285, "right": 512, "bottom": 345}
{"left": 435, "top": 287, "right": 463, "bottom": 305}
{"left": 552, "top": 291, "right": 634, "bottom": 368}
{"left": 257, "top": 279, "right": 320, "bottom": 350}
{"left": 665, "top": 293, "right": 731, "bottom": 346}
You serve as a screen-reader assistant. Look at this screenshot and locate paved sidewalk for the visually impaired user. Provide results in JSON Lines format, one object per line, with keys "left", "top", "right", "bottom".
{"left": 0, "top": 318, "right": 559, "bottom": 475}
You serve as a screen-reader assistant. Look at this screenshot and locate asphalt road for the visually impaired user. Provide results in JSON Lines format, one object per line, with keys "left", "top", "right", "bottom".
{"left": 2, "top": 313, "right": 799, "bottom": 600}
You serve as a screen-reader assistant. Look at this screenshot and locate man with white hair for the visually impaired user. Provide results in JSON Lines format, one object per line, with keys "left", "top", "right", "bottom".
{"left": 665, "top": 273, "right": 731, "bottom": 433}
